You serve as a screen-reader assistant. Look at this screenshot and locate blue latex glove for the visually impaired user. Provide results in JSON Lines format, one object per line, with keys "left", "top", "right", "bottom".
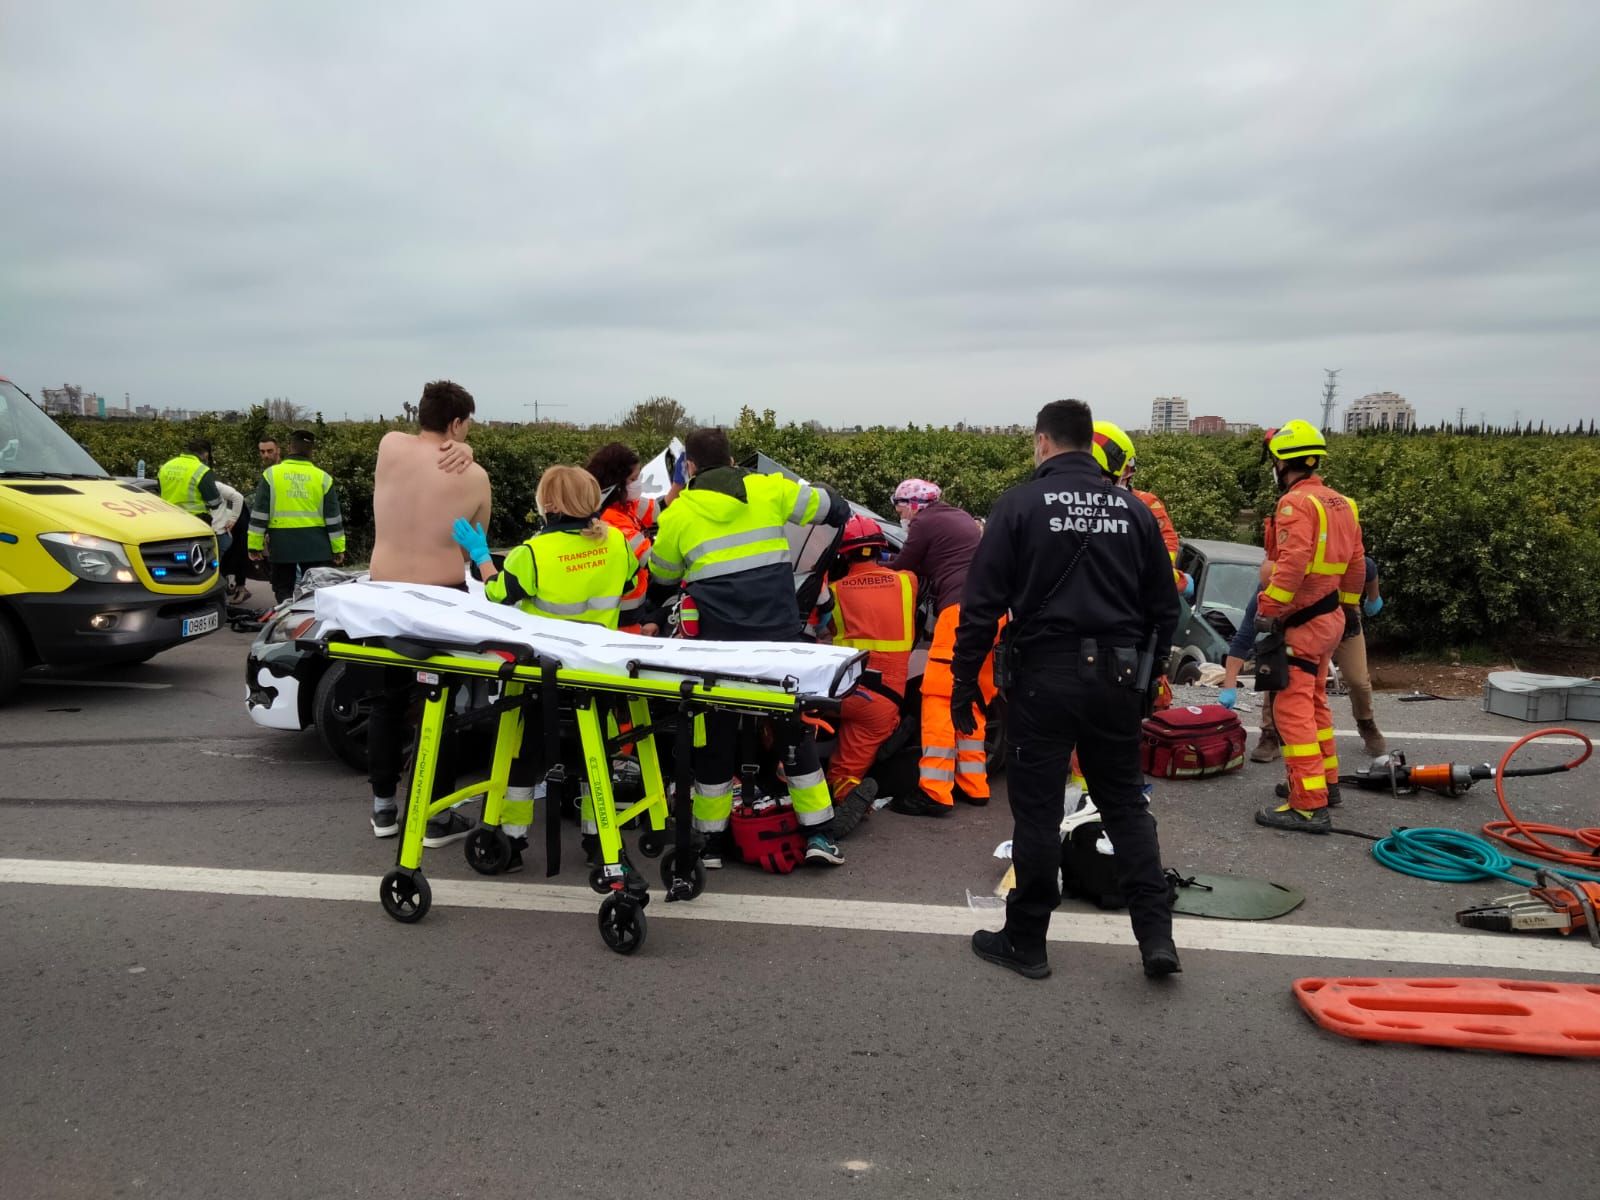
{"left": 1362, "top": 596, "right": 1384, "bottom": 618}
{"left": 671, "top": 453, "right": 687, "bottom": 485}
{"left": 1182, "top": 574, "right": 1195, "bottom": 600}
{"left": 1218, "top": 687, "right": 1237, "bottom": 710}
{"left": 452, "top": 518, "right": 491, "bottom": 565}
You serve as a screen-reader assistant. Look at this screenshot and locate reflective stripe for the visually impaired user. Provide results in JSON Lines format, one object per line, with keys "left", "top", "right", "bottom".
{"left": 1339, "top": 591, "right": 1362, "bottom": 606}
{"left": 532, "top": 594, "right": 623, "bottom": 617}
{"left": 1283, "top": 743, "right": 1322, "bottom": 758}
{"left": 1303, "top": 495, "right": 1348, "bottom": 576}
{"left": 626, "top": 533, "right": 650, "bottom": 558}
{"left": 1316, "top": 728, "right": 1335, "bottom": 741}
{"left": 694, "top": 780, "right": 734, "bottom": 798}
{"left": 811, "top": 486, "right": 831, "bottom": 524}
{"left": 923, "top": 745, "right": 957, "bottom": 758}
{"left": 787, "top": 768, "right": 826, "bottom": 790}
{"left": 956, "top": 761, "right": 986, "bottom": 775}
{"left": 920, "top": 767, "right": 955, "bottom": 782}
{"left": 1322, "top": 756, "right": 1340, "bottom": 771}
{"left": 686, "top": 549, "right": 791, "bottom": 582}
{"left": 957, "top": 738, "right": 985, "bottom": 752}
{"left": 794, "top": 803, "right": 834, "bottom": 827}
{"left": 683, "top": 526, "right": 786, "bottom": 568}
{"left": 1265, "top": 584, "right": 1296, "bottom": 604}
{"left": 789, "top": 484, "right": 816, "bottom": 524}
{"left": 834, "top": 571, "right": 917, "bottom": 654}
{"left": 1299, "top": 774, "right": 1327, "bottom": 791}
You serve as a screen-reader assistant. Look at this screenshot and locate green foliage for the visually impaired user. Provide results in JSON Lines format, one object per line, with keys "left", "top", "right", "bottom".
{"left": 50, "top": 415, "right": 1600, "bottom": 649}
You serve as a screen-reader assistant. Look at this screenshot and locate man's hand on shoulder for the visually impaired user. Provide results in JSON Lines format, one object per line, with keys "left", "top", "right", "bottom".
{"left": 438, "top": 440, "right": 476, "bottom": 474}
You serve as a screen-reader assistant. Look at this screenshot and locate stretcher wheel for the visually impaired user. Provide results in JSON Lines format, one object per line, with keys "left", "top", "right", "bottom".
{"left": 464, "top": 827, "right": 511, "bottom": 875}
{"left": 659, "top": 849, "right": 706, "bottom": 900}
{"left": 379, "top": 870, "right": 431, "bottom": 923}
{"left": 598, "top": 895, "right": 647, "bottom": 955}
{"left": 637, "top": 829, "right": 667, "bottom": 858}
{"left": 588, "top": 865, "right": 612, "bottom": 895}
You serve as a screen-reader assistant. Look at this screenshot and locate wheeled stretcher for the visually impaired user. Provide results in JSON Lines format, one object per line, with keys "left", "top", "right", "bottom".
{"left": 309, "top": 582, "right": 866, "bottom": 953}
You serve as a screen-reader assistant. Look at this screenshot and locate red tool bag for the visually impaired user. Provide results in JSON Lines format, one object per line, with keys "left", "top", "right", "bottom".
{"left": 1140, "top": 704, "right": 1246, "bottom": 779}
{"left": 729, "top": 799, "right": 807, "bottom": 874}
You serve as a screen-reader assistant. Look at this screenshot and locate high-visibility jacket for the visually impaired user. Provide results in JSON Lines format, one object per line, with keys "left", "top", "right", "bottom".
{"left": 627, "top": 495, "right": 659, "bottom": 529}
{"left": 649, "top": 467, "right": 834, "bottom": 639}
{"left": 487, "top": 519, "right": 639, "bottom": 629}
{"left": 157, "top": 453, "right": 219, "bottom": 518}
{"left": 828, "top": 562, "right": 917, "bottom": 695}
{"left": 247, "top": 456, "right": 346, "bottom": 561}
{"left": 1258, "top": 475, "right": 1365, "bottom": 620}
{"left": 1133, "top": 488, "right": 1190, "bottom": 594}
{"left": 600, "top": 503, "right": 653, "bottom": 632}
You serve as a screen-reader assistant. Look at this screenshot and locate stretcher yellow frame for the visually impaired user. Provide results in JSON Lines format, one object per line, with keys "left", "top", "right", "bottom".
{"left": 313, "top": 635, "right": 862, "bottom": 953}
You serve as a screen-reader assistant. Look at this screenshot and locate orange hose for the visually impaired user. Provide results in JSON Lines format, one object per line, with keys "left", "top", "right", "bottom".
{"left": 1481, "top": 727, "right": 1600, "bottom": 868}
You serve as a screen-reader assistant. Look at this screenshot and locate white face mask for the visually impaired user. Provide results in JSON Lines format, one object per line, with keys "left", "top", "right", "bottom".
{"left": 626, "top": 479, "right": 643, "bottom": 502}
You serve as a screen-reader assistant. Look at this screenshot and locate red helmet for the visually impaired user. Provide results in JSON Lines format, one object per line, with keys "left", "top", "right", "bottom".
{"left": 840, "top": 512, "right": 888, "bottom": 556}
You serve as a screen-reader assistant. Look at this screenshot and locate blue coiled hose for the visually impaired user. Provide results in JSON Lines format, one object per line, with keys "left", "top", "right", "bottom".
{"left": 1372, "top": 826, "right": 1600, "bottom": 886}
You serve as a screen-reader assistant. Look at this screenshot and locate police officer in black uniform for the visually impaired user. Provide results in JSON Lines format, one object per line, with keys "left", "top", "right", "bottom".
{"left": 951, "top": 399, "right": 1182, "bottom": 980}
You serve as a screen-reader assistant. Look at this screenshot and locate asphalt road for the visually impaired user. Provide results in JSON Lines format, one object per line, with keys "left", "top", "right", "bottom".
{"left": 4, "top": 594, "right": 1598, "bottom": 1199}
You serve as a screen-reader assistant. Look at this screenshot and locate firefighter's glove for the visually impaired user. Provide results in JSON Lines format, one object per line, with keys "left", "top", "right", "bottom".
{"left": 821, "top": 484, "right": 850, "bottom": 528}
{"left": 452, "top": 518, "right": 492, "bottom": 566}
{"left": 950, "top": 678, "right": 984, "bottom": 737}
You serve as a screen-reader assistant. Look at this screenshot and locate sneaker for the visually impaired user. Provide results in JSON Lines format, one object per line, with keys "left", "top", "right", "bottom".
{"left": 1356, "top": 719, "right": 1388, "bottom": 757}
{"left": 970, "top": 929, "right": 1051, "bottom": 979}
{"left": 804, "top": 834, "right": 845, "bottom": 866}
{"left": 423, "top": 808, "right": 474, "bottom": 847}
{"left": 1274, "top": 781, "right": 1342, "bottom": 807}
{"left": 1140, "top": 938, "right": 1182, "bottom": 979}
{"left": 831, "top": 780, "right": 878, "bottom": 840}
{"left": 1254, "top": 803, "right": 1332, "bottom": 834}
{"left": 1249, "top": 731, "right": 1281, "bottom": 763}
{"left": 700, "top": 832, "right": 726, "bottom": 870}
{"left": 371, "top": 807, "right": 399, "bottom": 838}
{"left": 889, "top": 790, "right": 953, "bottom": 818}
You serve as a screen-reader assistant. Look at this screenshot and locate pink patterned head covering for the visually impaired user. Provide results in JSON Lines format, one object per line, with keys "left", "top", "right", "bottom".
{"left": 892, "top": 478, "right": 942, "bottom": 509}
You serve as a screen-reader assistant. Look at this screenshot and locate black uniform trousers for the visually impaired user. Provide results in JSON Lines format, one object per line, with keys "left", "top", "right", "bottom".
{"left": 1004, "top": 649, "right": 1171, "bottom": 956}
{"left": 269, "top": 560, "right": 330, "bottom": 602}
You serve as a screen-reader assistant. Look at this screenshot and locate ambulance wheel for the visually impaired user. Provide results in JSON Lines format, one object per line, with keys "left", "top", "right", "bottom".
{"left": 637, "top": 829, "right": 666, "bottom": 858}
{"left": 598, "top": 895, "right": 647, "bottom": 955}
{"left": 464, "top": 827, "right": 511, "bottom": 875}
{"left": 659, "top": 849, "right": 706, "bottom": 899}
{"left": 379, "top": 870, "right": 431, "bottom": 923}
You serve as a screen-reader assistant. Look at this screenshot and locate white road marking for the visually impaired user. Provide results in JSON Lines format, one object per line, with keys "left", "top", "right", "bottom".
{"left": 23, "top": 678, "right": 173, "bottom": 691}
{"left": 2, "top": 857, "right": 1596, "bottom": 975}
{"left": 1246, "top": 727, "right": 1589, "bottom": 747}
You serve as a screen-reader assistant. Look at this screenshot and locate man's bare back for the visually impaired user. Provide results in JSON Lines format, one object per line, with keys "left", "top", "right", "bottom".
{"left": 369, "top": 431, "right": 492, "bottom": 585}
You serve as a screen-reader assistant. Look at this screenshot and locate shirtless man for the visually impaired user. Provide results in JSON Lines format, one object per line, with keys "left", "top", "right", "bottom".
{"left": 369, "top": 387, "right": 491, "bottom": 586}
{"left": 364, "top": 380, "right": 493, "bottom": 844}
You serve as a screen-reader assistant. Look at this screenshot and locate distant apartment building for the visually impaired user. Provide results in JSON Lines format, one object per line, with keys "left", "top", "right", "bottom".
{"left": 1188, "top": 415, "right": 1227, "bottom": 435}
{"left": 1150, "top": 396, "right": 1190, "bottom": 433}
{"left": 1344, "top": 391, "right": 1416, "bottom": 433}
{"left": 1225, "top": 421, "right": 1258, "bottom": 435}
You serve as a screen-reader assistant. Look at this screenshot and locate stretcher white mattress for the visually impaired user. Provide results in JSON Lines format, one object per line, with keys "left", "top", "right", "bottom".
{"left": 313, "top": 581, "right": 863, "bottom": 699}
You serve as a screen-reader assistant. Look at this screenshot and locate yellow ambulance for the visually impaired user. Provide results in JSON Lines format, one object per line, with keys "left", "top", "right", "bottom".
{"left": 0, "top": 376, "right": 224, "bottom": 702}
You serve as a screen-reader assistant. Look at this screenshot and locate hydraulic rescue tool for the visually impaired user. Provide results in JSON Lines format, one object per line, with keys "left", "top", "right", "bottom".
{"left": 1348, "top": 747, "right": 1578, "bottom": 799}
{"left": 1457, "top": 869, "right": 1600, "bottom": 947}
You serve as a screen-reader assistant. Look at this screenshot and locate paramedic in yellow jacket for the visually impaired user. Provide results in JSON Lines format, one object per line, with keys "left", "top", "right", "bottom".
{"left": 453, "top": 464, "right": 639, "bottom": 871}
{"left": 648, "top": 426, "right": 852, "bottom": 869}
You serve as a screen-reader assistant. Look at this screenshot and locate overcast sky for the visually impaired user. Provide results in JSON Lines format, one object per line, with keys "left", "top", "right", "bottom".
{"left": 3, "top": 1, "right": 1596, "bottom": 430}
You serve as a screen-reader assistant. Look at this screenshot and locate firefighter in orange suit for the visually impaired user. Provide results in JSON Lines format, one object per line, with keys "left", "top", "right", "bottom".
{"left": 816, "top": 515, "right": 917, "bottom": 837}
{"left": 1252, "top": 420, "right": 1364, "bottom": 834}
{"left": 889, "top": 479, "right": 995, "bottom": 816}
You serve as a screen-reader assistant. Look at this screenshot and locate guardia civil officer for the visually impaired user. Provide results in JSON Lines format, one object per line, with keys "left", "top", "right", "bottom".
{"left": 951, "top": 399, "right": 1182, "bottom": 980}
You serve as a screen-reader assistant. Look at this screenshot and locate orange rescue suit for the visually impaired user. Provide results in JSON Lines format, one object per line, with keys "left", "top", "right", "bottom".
{"left": 825, "top": 562, "right": 916, "bottom": 796}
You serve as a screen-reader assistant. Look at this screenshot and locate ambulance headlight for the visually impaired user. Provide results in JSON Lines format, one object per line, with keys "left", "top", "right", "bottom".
{"left": 39, "top": 532, "right": 137, "bottom": 583}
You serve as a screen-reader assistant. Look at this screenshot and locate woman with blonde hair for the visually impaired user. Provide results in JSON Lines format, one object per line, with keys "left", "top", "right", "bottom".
{"left": 451, "top": 464, "right": 641, "bottom": 869}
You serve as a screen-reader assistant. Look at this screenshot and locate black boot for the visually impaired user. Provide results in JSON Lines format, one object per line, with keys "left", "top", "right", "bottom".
{"left": 890, "top": 790, "right": 953, "bottom": 818}
{"left": 1255, "top": 803, "right": 1332, "bottom": 834}
{"left": 1140, "top": 938, "right": 1182, "bottom": 979}
{"left": 831, "top": 779, "right": 878, "bottom": 839}
{"left": 970, "top": 930, "right": 1051, "bottom": 979}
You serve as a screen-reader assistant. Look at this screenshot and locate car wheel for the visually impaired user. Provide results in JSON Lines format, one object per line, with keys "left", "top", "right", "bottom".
{"left": 1174, "top": 653, "right": 1203, "bottom": 685}
{"left": 314, "top": 662, "right": 373, "bottom": 773}
{"left": 0, "top": 613, "right": 24, "bottom": 705}
{"left": 984, "top": 705, "right": 1007, "bottom": 776}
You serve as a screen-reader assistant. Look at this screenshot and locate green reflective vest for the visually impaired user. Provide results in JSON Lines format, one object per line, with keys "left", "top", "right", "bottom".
{"left": 158, "top": 453, "right": 210, "bottom": 516}
{"left": 248, "top": 458, "right": 346, "bottom": 556}
{"left": 487, "top": 525, "right": 638, "bottom": 628}
{"left": 649, "top": 472, "right": 828, "bottom": 587}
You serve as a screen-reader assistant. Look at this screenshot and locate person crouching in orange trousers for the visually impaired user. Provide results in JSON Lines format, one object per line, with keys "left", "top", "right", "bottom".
{"left": 812, "top": 515, "right": 917, "bottom": 837}
{"left": 1251, "top": 420, "right": 1364, "bottom": 834}
{"left": 888, "top": 478, "right": 996, "bottom": 816}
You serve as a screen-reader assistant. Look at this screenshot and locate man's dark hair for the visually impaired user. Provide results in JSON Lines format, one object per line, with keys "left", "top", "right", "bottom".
{"left": 1036, "top": 399, "right": 1094, "bottom": 451}
{"left": 684, "top": 427, "right": 732, "bottom": 470}
{"left": 585, "top": 442, "right": 641, "bottom": 497}
{"left": 258, "top": 435, "right": 279, "bottom": 448}
{"left": 185, "top": 437, "right": 212, "bottom": 457}
{"left": 418, "top": 380, "right": 475, "bottom": 433}
{"left": 288, "top": 430, "right": 315, "bottom": 455}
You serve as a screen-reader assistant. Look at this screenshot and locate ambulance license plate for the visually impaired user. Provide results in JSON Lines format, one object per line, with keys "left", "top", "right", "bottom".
{"left": 183, "top": 610, "right": 220, "bottom": 637}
